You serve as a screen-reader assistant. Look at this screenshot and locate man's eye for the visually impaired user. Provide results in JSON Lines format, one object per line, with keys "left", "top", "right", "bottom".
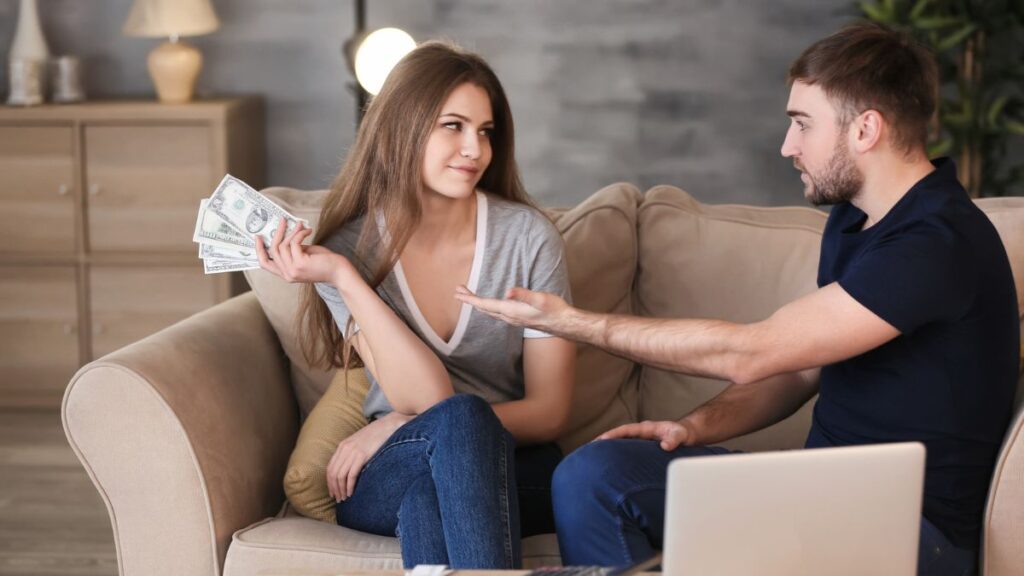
{"left": 797, "top": 121, "right": 808, "bottom": 131}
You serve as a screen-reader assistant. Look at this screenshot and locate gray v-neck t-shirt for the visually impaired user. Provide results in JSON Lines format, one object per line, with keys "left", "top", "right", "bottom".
{"left": 314, "top": 191, "right": 572, "bottom": 420}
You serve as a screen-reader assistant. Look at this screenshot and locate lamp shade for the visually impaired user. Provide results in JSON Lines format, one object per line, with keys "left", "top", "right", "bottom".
{"left": 122, "top": 0, "right": 220, "bottom": 38}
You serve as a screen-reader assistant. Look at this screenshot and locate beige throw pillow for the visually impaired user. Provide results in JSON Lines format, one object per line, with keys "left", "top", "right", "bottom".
{"left": 283, "top": 369, "right": 370, "bottom": 523}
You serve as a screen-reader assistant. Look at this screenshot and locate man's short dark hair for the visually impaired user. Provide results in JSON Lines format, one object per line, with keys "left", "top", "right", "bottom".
{"left": 788, "top": 22, "right": 939, "bottom": 155}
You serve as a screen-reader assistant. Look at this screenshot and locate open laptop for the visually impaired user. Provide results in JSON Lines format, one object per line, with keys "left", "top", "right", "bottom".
{"left": 662, "top": 442, "right": 925, "bottom": 576}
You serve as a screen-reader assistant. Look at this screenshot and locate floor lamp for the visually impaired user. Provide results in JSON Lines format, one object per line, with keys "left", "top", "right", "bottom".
{"left": 342, "top": 0, "right": 415, "bottom": 125}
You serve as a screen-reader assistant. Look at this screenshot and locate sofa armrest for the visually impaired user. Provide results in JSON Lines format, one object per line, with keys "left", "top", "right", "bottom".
{"left": 62, "top": 292, "right": 299, "bottom": 576}
{"left": 983, "top": 379, "right": 1024, "bottom": 576}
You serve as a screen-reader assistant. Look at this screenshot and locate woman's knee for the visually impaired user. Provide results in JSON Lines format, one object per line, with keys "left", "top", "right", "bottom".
{"left": 432, "top": 393, "right": 502, "bottom": 430}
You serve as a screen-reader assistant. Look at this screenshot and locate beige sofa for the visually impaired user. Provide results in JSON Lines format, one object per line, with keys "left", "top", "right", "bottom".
{"left": 63, "top": 183, "right": 1024, "bottom": 576}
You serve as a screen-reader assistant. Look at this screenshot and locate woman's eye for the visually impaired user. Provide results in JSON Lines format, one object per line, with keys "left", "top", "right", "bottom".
{"left": 479, "top": 128, "right": 494, "bottom": 138}
{"left": 442, "top": 121, "right": 461, "bottom": 131}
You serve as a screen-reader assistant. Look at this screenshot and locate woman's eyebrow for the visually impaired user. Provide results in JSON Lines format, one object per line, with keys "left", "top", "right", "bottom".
{"left": 439, "top": 112, "right": 494, "bottom": 126}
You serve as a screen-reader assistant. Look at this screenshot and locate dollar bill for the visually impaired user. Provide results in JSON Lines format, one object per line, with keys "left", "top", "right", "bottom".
{"left": 203, "top": 258, "right": 261, "bottom": 274}
{"left": 198, "top": 242, "right": 258, "bottom": 263}
{"left": 206, "top": 174, "right": 308, "bottom": 249}
{"left": 192, "top": 199, "right": 256, "bottom": 251}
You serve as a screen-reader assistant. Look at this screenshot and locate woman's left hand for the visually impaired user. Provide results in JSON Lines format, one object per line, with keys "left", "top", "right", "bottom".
{"left": 327, "top": 412, "right": 413, "bottom": 502}
{"left": 255, "top": 221, "right": 351, "bottom": 285}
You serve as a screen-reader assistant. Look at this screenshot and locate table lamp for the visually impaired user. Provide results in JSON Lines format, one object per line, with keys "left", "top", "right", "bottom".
{"left": 122, "top": 0, "right": 220, "bottom": 103}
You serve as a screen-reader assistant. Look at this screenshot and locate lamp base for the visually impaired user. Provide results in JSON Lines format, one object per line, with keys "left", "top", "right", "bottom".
{"left": 147, "top": 40, "right": 202, "bottom": 103}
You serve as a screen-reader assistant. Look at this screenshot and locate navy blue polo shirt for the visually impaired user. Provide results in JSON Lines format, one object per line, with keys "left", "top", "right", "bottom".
{"left": 806, "top": 158, "right": 1019, "bottom": 550}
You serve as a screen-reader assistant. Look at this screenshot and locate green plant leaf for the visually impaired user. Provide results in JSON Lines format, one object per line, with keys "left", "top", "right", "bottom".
{"left": 936, "top": 23, "right": 979, "bottom": 51}
{"left": 909, "top": 0, "right": 933, "bottom": 20}
{"left": 913, "top": 16, "right": 964, "bottom": 29}
{"left": 928, "top": 138, "right": 954, "bottom": 157}
{"left": 859, "top": 0, "right": 892, "bottom": 22}
{"left": 1006, "top": 119, "right": 1024, "bottom": 135}
{"left": 987, "top": 96, "right": 1010, "bottom": 126}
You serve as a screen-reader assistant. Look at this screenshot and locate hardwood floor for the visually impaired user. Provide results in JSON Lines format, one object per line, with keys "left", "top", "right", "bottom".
{"left": 0, "top": 410, "right": 117, "bottom": 576}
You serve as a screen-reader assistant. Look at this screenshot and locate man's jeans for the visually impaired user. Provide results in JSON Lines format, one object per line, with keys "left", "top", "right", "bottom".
{"left": 552, "top": 439, "right": 977, "bottom": 576}
{"left": 335, "top": 394, "right": 560, "bottom": 569}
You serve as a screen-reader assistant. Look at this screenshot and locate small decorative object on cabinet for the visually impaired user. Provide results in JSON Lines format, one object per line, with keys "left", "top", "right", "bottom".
{"left": 0, "top": 97, "right": 264, "bottom": 408}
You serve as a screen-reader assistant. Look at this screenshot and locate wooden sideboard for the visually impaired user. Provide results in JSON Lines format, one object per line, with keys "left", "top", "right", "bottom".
{"left": 0, "top": 98, "right": 265, "bottom": 408}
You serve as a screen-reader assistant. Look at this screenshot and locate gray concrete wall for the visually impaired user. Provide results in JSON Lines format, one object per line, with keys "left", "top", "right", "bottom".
{"left": 0, "top": 0, "right": 857, "bottom": 206}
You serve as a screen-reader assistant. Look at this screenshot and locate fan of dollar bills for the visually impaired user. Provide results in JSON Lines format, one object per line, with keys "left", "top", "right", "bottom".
{"left": 193, "top": 175, "right": 309, "bottom": 274}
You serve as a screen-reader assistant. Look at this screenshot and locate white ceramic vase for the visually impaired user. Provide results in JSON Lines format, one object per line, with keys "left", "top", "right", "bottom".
{"left": 10, "top": 0, "right": 50, "bottom": 62}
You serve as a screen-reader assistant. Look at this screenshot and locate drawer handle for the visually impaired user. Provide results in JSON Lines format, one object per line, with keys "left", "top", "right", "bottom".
{"left": 63, "top": 323, "right": 75, "bottom": 336}
{"left": 58, "top": 184, "right": 70, "bottom": 196}
{"left": 88, "top": 184, "right": 101, "bottom": 196}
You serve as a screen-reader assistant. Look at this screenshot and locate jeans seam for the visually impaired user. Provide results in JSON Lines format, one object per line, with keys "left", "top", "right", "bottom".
{"left": 500, "top": 433, "right": 513, "bottom": 568}
{"left": 362, "top": 437, "right": 430, "bottom": 473}
{"left": 613, "top": 483, "right": 665, "bottom": 564}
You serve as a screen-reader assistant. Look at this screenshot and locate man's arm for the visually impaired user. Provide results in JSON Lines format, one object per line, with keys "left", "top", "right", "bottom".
{"left": 457, "top": 282, "right": 899, "bottom": 385}
{"left": 599, "top": 367, "right": 820, "bottom": 450}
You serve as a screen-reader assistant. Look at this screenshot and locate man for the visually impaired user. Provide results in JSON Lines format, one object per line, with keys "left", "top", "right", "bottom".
{"left": 455, "top": 22, "right": 1019, "bottom": 576}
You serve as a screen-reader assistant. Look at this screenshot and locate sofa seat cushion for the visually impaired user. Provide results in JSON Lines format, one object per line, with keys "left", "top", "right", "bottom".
{"left": 223, "top": 514, "right": 562, "bottom": 575}
{"left": 634, "top": 185, "right": 828, "bottom": 452}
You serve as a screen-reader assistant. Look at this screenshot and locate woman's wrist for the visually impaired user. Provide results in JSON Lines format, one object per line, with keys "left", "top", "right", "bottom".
{"left": 331, "top": 256, "right": 363, "bottom": 295}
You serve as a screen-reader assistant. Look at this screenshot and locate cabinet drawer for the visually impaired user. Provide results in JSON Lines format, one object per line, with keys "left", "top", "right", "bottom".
{"left": 0, "top": 126, "right": 76, "bottom": 253}
{"left": 89, "top": 265, "right": 218, "bottom": 358}
{"left": 0, "top": 266, "right": 80, "bottom": 407}
{"left": 85, "top": 125, "right": 213, "bottom": 252}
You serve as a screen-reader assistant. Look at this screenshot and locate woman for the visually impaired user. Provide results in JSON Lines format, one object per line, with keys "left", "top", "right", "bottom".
{"left": 255, "top": 41, "right": 576, "bottom": 569}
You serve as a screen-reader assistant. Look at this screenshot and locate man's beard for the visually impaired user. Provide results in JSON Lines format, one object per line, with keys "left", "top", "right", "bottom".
{"left": 799, "top": 138, "right": 863, "bottom": 206}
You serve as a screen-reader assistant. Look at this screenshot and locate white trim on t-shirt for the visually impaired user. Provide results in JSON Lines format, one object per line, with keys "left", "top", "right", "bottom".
{"left": 394, "top": 191, "right": 488, "bottom": 356}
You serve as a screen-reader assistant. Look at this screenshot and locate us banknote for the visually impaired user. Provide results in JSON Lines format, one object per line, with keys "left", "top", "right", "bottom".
{"left": 193, "top": 175, "right": 309, "bottom": 274}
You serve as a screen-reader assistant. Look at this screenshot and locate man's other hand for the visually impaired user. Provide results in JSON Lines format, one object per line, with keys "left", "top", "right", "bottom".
{"left": 454, "top": 285, "right": 569, "bottom": 334}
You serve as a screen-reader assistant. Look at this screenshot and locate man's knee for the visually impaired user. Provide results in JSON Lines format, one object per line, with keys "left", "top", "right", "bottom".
{"left": 553, "top": 440, "right": 633, "bottom": 503}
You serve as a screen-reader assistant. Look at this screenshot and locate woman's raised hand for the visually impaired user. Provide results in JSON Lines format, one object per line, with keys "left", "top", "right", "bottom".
{"left": 255, "top": 221, "right": 352, "bottom": 285}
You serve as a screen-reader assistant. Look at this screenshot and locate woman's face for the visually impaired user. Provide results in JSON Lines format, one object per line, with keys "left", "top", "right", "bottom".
{"left": 421, "top": 82, "right": 494, "bottom": 200}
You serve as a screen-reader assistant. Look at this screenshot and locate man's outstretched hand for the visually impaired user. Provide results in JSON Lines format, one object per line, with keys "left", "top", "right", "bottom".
{"left": 454, "top": 285, "right": 571, "bottom": 335}
{"left": 596, "top": 420, "right": 695, "bottom": 452}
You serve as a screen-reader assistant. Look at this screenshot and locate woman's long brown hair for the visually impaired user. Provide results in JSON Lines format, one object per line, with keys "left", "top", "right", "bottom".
{"left": 298, "top": 40, "right": 533, "bottom": 371}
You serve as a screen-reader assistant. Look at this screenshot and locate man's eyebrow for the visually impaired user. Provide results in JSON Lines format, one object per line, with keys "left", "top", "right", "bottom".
{"left": 787, "top": 110, "right": 811, "bottom": 119}
{"left": 439, "top": 112, "right": 494, "bottom": 125}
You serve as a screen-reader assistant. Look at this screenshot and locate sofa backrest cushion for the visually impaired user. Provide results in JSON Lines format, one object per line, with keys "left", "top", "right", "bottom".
{"left": 634, "top": 185, "right": 829, "bottom": 452}
{"left": 548, "top": 183, "right": 644, "bottom": 451}
{"left": 244, "top": 187, "right": 335, "bottom": 416}
{"left": 243, "top": 184, "right": 643, "bottom": 452}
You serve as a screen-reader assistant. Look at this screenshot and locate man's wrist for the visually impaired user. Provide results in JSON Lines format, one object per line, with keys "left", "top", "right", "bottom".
{"left": 677, "top": 417, "right": 701, "bottom": 447}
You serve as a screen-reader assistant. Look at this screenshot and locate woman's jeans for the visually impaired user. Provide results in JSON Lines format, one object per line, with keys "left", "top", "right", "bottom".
{"left": 552, "top": 439, "right": 977, "bottom": 576}
{"left": 335, "top": 394, "right": 561, "bottom": 569}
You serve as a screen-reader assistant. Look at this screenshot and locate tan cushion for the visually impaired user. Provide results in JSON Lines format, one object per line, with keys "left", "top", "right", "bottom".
{"left": 243, "top": 187, "right": 335, "bottom": 416}
{"left": 976, "top": 198, "right": 1024, "bottom": 404}
{"left": 284, "top": 369, "right": 370, "bottom": 523}
{"left": 974, "top": 197, "right": 1024, "bottom": 576}
{"left": 547, "top": 183, "right": 644, "bottom": 452}
{"left": 634, "top": 185, "right": 828, "bottom": 452}
{"left": 223, "top": 511, "right": 561, "bottom": 575}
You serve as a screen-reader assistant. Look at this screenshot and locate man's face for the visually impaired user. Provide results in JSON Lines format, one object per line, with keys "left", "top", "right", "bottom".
{"left": 780, "top": 82, "right": 863, "bottom": 206}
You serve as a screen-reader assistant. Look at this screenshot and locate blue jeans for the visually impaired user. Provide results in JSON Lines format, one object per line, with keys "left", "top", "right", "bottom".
{"left": 552, "top": 439, "right": 977, "bottom": 575}
{"left": 335, "top": 394, "right": 561, "bottom": 569}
